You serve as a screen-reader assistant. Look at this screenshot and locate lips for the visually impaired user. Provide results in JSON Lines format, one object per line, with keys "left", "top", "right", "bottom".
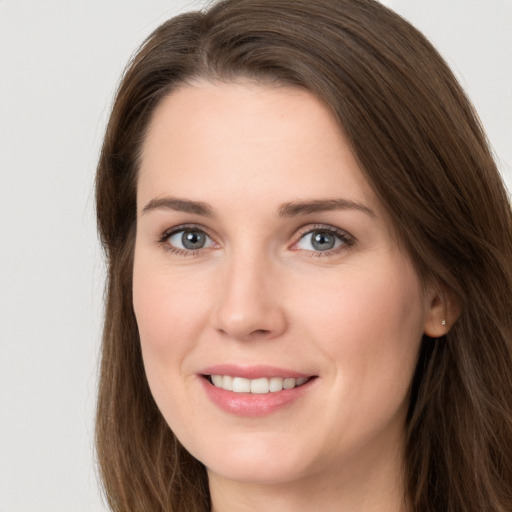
{"left": 199, "top": 365, "right": 317, "bottom": 416}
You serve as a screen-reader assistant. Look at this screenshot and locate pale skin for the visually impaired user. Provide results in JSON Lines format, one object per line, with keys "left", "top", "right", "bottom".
{"left": 133, "top": 81, "right": 450, "bottom": 512}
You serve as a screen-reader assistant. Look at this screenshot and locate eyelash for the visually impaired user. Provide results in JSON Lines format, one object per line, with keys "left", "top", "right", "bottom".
{"left": 157, "top": 223, "right": 355, "bottom": 258}
{"left": 292, "top": 224, "right": 355, "bottom": 257}
{"left": 158, "top": 224, "right": 214, "bottom": 257}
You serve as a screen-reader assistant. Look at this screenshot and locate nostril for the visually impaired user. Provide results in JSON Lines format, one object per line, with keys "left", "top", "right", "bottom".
{"left": 250, "top": 329, "right": 271, "bottom": 336}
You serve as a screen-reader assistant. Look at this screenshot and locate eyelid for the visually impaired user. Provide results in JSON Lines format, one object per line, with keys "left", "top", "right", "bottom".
{"left": 157, "top": 223, "right": 218, "bottom": 256}
{"left": 156, "top": 222, "right": 355, "bottom": 257}
{"left": 290, "top": 224, "right": 356, "bottom": 256}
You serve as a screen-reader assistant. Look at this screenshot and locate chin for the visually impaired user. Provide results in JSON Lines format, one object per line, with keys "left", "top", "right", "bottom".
{"left": 193, "top": 434, "right": 314, "bottom": 485}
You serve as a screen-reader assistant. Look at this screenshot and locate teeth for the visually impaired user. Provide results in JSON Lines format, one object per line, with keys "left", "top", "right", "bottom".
{"left": 250, "top": 378, "right": 269, "bottom": 394}
{"left": 211, "top": 375, "right": 223, "bottom": 387}
{"left": 232, "top": 377, "right": 251, "bottom": 393}
{"left": 269, "top": 377, "right": 284, "bottom": 392}
{"left": 283, "top": 377, "right": 295, "bottom": 390}
{"left": 223, "top": 375, "right": 233, "bottom": 391}
{"left": 209, "top": 375, "right": 309, "bottom": 393}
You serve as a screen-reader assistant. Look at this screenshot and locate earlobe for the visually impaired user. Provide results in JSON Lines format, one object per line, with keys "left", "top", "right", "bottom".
{"left": 423, "top": 284, "right": 460, "bottom": 338}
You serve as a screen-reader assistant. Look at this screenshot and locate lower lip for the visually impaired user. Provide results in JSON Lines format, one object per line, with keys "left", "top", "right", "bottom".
{"left": 199, "top": 377, "right": 316, "bottom": 416}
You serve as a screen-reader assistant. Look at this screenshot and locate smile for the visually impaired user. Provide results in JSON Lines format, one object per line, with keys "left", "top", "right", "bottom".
{"left": 209, "top": 375, "right": 310, "bottom": 393}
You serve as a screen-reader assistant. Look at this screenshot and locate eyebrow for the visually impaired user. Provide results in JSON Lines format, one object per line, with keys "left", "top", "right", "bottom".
{"left": 141, "top": 196, "right": 375, "bottom": 219}
{"left": 278, "top": 198, "right": 376, "bottom": 218}
{"left": 141, "top": 197, "right": 214, "bottom": 216}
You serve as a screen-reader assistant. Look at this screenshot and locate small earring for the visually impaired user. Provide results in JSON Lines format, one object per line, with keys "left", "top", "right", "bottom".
{"left": 441, "top": 319, "right": 446, "bottom": 326}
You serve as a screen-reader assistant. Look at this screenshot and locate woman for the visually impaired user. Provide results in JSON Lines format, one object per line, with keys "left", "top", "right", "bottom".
{"left": 95, "top": 0, "right": 512, "bottom": 511}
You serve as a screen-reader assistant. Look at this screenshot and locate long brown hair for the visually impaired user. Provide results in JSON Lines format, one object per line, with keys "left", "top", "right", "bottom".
{"left": 95, "top": 1, "right": 512, "bottom": 510}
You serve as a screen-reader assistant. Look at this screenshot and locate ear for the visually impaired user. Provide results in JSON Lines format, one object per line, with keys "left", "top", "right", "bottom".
{"left": 423, "top": 283, "right": 461, "bottom": 338}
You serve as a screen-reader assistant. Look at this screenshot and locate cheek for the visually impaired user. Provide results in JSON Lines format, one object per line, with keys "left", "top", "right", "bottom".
{"left": 133, "top": 254, "right": 207, "bottom": 353}
{"left": 293, "top": 261, "right": 425, "bottom": 455}
{"left": 132, "top": 253, "right": 211, "bottom": 435}
{"left": 292, "top": 259, "right": 424, "bottom": 345}
{"left": 133, "top": 273, "right": 176, "bottom": 358}
{"left": 132, "top": 249, "right": 208, "bottom": 402}
{"left": 291, "top": 259, "right": 425, "bottom": 405}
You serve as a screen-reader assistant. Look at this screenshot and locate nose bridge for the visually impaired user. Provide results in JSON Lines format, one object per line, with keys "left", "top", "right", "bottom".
{"left": 213, "top": 244, "right": 286, "bottom": 340}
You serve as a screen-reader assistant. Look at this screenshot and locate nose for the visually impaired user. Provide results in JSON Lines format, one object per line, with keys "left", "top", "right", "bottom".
{"left": 212, "top": 252, "right": 288, "bottom": 341}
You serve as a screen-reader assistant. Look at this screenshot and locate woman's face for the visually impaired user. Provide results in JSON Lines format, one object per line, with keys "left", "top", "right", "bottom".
{"left": 133, "top": 81, "right": 440, "bottom": 489}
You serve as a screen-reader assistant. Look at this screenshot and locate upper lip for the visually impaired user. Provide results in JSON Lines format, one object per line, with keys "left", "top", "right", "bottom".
{"left": 199, "top": 364, "right": 313, "bottom": 380}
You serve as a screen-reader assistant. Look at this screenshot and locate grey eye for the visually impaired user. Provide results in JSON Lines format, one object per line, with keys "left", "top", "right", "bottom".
{"left": 296, "top": 229, "right": 344, "bottom": 252}
{"left": 167, "top": 229, "right": 214, "bottom": 251}
{"left": 311, "top": 231, "right": 336, "bottom": 250}
{"left": 182, "top": 230, "right": 206, "bottom": 249}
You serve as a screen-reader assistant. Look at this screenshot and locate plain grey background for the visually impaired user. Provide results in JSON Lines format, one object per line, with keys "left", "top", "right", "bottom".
{"left": 0, "top": 1, "right": 510, "bottom": 511}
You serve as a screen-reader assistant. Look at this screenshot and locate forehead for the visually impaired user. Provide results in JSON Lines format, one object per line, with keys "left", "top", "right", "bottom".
{"left": 138, "top": 81, "right": 379, "bottom": 216}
